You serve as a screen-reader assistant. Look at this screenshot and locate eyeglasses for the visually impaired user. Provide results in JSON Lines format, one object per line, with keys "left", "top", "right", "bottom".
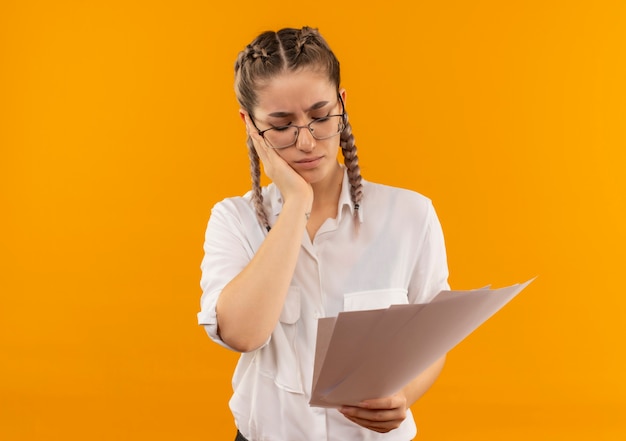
{"left": 249, "top": 95, "right": 347, "bottom": 149}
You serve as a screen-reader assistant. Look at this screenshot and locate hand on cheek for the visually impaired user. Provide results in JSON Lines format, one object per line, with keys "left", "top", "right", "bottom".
{"left": 244, "top": 117, "right": 313, "bottom": 206}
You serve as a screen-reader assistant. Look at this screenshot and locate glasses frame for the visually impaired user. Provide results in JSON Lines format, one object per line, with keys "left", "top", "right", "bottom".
{"left": 249, "top": 94, "right": 347, "bottom": 149}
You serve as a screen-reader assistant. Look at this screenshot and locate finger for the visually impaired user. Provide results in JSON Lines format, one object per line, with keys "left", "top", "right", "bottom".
{"left": 341, "top": 413, "right": 403, "bottom": 433}
{"left": 250, "top": 133, "right": 269, "bottom": 163}
{"left": 241, "top": 116, "right": 264, "bottom": 150}
{"left": 248, "top": 128, "right": 265, "bottom": 148}
{"left": 357, "top": 394, "right": 404, "bottom": 410}
{"left": 243, "top": 116, "right": 265, "bottom": 146}
{"left": 246, "top": 128, "right": 271, "bottom": 165}
{"left": 340, "top": 406, "right": 403, "bottom": 422}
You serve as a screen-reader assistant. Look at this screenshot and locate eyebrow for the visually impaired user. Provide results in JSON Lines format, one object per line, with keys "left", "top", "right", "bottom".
{"left": 267, "top": 100, "right": 331, "bottom": 118}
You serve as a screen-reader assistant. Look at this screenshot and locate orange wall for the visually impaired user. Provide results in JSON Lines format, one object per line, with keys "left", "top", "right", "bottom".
{"left": 1, "top": 1, "right": 625, "bottom": 439}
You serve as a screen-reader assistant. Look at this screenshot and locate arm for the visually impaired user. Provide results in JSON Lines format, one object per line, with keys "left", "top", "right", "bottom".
{"left": 215, "top": 120, "right": 313, "bottom": 352}
{"left": 216, "top": 198, "right": 309, "bottom": 352}
{"left": 339, "top": 354, "right": 446, "bottom": 433}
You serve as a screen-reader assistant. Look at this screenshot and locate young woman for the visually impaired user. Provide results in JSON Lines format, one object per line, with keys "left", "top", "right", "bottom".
{"left": 198, "top": 27, "right": 450, "bottom": 441}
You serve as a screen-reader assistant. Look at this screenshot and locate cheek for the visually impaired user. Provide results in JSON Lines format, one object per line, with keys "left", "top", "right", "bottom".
{"left": 318, "top": 137, "right": 341, "bottom": 149}
{"left": 274, "top": 149, "right": 292, "bottom": 162}
{"left": 328, "top": 141, "right": 342, "bottom": 155}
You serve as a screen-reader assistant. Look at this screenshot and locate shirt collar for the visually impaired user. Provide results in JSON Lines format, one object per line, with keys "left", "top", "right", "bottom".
{"left": 267, "top": 167, "right": 364, "bottom": 223}
{"left": 337, "top": 167, "right": 364, "bottom": 224}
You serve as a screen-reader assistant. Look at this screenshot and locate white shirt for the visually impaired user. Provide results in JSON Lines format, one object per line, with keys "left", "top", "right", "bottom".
{"left": 198, "top": 169, "right": 449, "bottom": 441}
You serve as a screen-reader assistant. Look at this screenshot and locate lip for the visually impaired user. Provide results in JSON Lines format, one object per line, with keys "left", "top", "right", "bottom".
{"left": 294, "top": 156, "right": 324, "bottom": 169}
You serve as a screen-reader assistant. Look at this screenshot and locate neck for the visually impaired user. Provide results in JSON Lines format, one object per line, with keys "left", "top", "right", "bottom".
{"left": 305, "top": 162, "right": 344, "bottom": 241}
{"left": 310, "top": 162, "right": 343, "bottom": 210}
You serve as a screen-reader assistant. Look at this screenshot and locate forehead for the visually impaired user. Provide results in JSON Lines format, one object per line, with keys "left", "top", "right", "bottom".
{"left": 254, "top": 68, "right": 336, "bottom": 116}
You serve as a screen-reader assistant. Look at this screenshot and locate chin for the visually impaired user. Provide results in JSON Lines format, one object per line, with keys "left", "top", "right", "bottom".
{"left": 298, "top": 170, "right": 324, "bottom": 184}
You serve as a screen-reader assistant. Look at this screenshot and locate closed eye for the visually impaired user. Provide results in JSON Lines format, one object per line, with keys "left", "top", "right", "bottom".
{"left": 312, "top": 115, "right": 331, "bottom": 122}
{"left": 272, "top": 125, "right": 293, "bottom": 132}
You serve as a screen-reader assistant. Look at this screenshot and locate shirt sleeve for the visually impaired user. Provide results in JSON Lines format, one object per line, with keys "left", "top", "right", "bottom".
{"left": 407, "top": 201, "right": 450, "bottom": 304}
{"left": 197, "top": 198, "right": 268, "bottom": 351}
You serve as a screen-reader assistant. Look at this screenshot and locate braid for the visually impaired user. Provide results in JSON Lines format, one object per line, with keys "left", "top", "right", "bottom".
{"left": 294, "top": 27, "right": 316, "bottom": 57}
{"left": 340, "top": 118, "right": 364, "bottom": 220}
{"left": 247, "top": 136, "right": 271, "bottom": 231}
{"left": 235, "top": 45, "right": 271, "bottom": 79}
{"left": 248, "top": 44, "right": 271, "bottom": 63}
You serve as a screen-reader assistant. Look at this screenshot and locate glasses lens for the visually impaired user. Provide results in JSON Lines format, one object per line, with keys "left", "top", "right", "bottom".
{"left": 264, "top": 127, "right": 298, "bottom": 149}
{"left": 309, "top": 115, "right": 344, "bottom": 140}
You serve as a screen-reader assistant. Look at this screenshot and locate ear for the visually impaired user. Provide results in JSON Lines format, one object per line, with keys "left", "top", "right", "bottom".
{"left": 240, "top": 109, "right": 253, "bottom": 135}
{"left": 338, "top": 88, "right": 347, "bottom": 107}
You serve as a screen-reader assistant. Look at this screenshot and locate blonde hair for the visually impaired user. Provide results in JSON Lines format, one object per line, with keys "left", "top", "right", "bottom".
{"left": 234, "top": 27, "right": 363, "bottom": 231}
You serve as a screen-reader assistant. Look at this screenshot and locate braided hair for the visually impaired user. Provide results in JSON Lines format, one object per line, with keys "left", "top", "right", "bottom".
{"left": 234, "top": 27, "right": 363, "bottom": 231}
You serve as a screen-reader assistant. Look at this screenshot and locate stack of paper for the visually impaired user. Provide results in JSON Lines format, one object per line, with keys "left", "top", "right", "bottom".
{"left": 310, "top": 279, "right": 534, "bottom": 407}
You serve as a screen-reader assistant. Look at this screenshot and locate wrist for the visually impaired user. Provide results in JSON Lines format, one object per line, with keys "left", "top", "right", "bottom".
{"left": 281, "top": 198, "right": 313, "bottom": 223}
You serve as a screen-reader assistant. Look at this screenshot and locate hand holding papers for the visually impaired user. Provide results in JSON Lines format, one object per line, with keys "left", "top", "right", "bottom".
{"left": 310, "top": 279, "right": 534, "bottom": 407}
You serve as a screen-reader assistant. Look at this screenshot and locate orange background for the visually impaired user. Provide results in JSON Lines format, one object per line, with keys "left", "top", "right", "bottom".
{"left": 1, "top": 1, "right": 625, "bottom": 439}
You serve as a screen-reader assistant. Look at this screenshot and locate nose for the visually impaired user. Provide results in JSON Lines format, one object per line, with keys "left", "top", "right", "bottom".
{"left": 295, "top": 126, "right": 316, "bottom": 152}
